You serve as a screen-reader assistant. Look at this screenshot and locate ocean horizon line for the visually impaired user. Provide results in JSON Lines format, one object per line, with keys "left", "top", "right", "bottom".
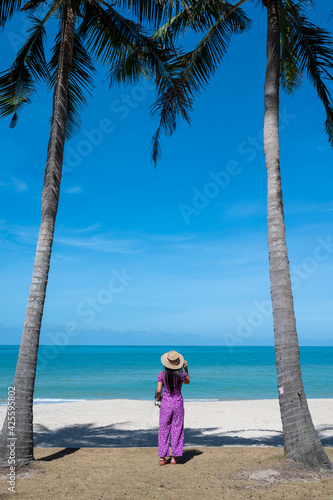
{"left": 1, "top": 344, "right": 333, "bottom": 348}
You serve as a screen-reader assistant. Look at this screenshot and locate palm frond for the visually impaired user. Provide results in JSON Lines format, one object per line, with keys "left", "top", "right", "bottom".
{"left": 24, "top": 15, "right": 49, "bottom": 81}
{"left": 106, "top": 27, "right": 181, "bottom": 89}
{"left": 81, "top": 1, "right": 194, "bottom": 165}
{"left": 282, "top": 0, "right": 333, "bottom": 146}
{"left": 280, "top": 2, "right": 302, "bottom": 94}
{"left": 0, "top": 0, "right": 22, "bottom": 29}
{"left": 0, "top": 65, "right": 33, "bottom": 126}
{"left": 108, "top": 47, "right": 153, "bottom": 85}
{"left": 117, "top": 0, "right": 182, "bottom": 27}
{"left": 180, "top": 3, "right": 250, "bottom": 92}
{"left": 0, "top": 15, "right": 49, "bottom": 126}
{"left": 21, "top": 0, "right": 46, "bottom": 11}
{"left": 151, "top": 66, "right": 194, "bottom": 164}
{"left": 152, "top": 1, "right": 208, "bottom": 46}
{"left": 49, "top": 27, "right": 96, "bottom": 138}
{"left": 150, "top": 0, "right": 251, "bottom": 163}
{"left": 79, "top": 1, "right": 153, "bottom": 68}
{"left": 79, "top": 1, "right": 177, "bottom": 88}
{"left": 79, "top": 0, "right": 195, "bottom": 165}
{"left": 153, "top": 0, "right": 250, "bottom": 47}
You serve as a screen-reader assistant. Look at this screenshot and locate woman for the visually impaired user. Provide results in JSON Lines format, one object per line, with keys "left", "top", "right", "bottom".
{"left": 155, "top": 350, "right": 190, "bottom": 465}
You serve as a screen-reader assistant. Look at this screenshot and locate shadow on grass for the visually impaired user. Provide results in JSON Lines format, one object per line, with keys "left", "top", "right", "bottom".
{"left": 37, "top": 448, "right": 80, "bottom": 461}
{"left": 178, "top": 448, "right": 203, "bottom": 464}
{"left": 33, "top": 423, "right": 333, "bottom": 449}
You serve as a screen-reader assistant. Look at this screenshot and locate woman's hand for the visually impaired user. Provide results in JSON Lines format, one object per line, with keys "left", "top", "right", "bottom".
{"left": 183, "top": 360, "right": 190, "bottom": 384}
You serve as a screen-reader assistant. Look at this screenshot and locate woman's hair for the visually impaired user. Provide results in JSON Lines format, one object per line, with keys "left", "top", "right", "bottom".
{"left": 164, "top": 367, "right": 183, "bottom": 395}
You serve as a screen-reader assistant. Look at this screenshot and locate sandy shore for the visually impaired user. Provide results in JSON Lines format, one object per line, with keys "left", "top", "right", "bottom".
{"left": 1, "top": 399, "right": 332, "bottom": 448}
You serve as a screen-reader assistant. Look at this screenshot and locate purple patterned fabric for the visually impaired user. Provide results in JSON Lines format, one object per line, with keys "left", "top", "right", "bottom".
{"left": 157, "top": 370, "right": 187, "bottom": 457}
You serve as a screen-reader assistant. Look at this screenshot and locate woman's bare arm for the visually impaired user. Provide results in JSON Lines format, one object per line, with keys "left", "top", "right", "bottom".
{"left": 155, "top": 381, "right": 163, "bottom": 400}
{"left": 183, "top": 360, "right": 190, "bottom": 384}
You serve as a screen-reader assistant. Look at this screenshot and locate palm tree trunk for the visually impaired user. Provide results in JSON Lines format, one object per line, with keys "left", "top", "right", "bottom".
{"left": 0, "top": 7, "right": 75, "bottom": 467}
{"left": 264, "top": 0, "right": 332, "bottom": 471}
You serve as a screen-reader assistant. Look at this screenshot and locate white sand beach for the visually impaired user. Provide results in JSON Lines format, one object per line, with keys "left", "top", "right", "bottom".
{"left": 1, "top": 399, "right": 332, "bottom": 448}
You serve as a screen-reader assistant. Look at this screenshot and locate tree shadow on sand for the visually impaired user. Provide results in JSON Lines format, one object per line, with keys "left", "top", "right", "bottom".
{"left": 181, "top": 448, "right": 203, "bottom": 462}
{"left": 32, "top": 422, "right": 333, "bottom": 449}
{"left": 37, "top": 448, "right": 80, "bottom": 461}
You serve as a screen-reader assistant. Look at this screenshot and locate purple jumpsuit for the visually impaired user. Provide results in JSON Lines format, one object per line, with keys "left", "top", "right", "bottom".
{"left": 158, "top": 370, "right": 188, "bottom": 457}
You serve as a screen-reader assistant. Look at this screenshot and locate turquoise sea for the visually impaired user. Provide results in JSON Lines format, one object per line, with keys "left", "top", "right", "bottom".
{"left": 0, "top": 346, "right": 332, "bottom": 403}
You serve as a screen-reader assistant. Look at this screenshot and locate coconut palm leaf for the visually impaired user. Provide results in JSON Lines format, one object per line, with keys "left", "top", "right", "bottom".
{"left": 103, "top": 16, "right": 183, "bottom": 90}
{"left": 21, "top": 0, "right": 47, "bottom": 12}
{"left": 49, "top": 26, "right": 96, "bottom": 138}
{"left": 280, "top": 1, "right": 301, "bottom": 94}
{"left": 178, "top": 3, "right": 250, "bottom": 92}
{"left": 79, "top": 2, "right": 154, "bottom": 85}
{"left": 88, "top": 3, "right": 195, "bottom": 163}
{"left": 79, "top": 0, "right": 193, "bottom": 153}
{"left": 79, "top": 1, "right": 153, "bottom": 66}
{"left": 107, "top": 45, "right": 155, "bottom": 85}
{"left": 118, "top": 0, "right": 181, "bottom": 27}
{"left": 151, "top": 70, "right": 193, "bottom": 163}
{"left": 153, "top": 0, "right": 250, "bottom": 47}
{"left": 23, "top": 15, "right": 50, "bottom": 80}
{"left": 150, "top": 0, "right": 251, "bottom": 163}
{"left": 103, "top": 27, "right": 193, "bottom": 164}
{"left": 0, "top": 14, "right": 49, "bottom": 127}
{"left": 108, "top": 40, "right": 179, "bottom": 88}
{"left": 0, "top": 65, "right": 33, "bottom": 127}
{"left": 0, "top": 0, "right": 22, "bottom": 28}
{"left": 281, "top": 0, "right": 333, "bottom": 145}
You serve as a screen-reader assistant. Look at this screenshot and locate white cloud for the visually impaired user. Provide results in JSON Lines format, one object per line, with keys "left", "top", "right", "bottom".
{"left": 54, "top": 233, "right": 142, "bottom": 254}
{"left": 0, "top": 221, "right": 38, "bottom": 245}
{"left": 10, "top": 176, "right": 28, "bottom": 192}
{"left": 64, "top": 186, "right": 83, "bottom": 194}
{"left": 0, "top": 175, "right": 28, "bottom": 193}
{"left": 220, "top": 201, "right": 266, "bottom": 219}
{"left": 285, "top": 201, "right": 333, "bottom": 214}
{"left": 151, "top": 234, "right": 194, "bottom": 243}
{"left": 70, "top": 223, "right": 101, "bottom": 234}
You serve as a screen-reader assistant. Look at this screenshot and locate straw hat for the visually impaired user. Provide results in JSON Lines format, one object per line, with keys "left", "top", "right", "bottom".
{"left": 161, "top": 350, "right": 184, "bottom": 370}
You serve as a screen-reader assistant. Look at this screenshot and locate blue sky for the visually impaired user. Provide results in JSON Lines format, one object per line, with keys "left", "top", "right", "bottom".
{"left": 0, "top": 2, "right": 332, "bottom": 346}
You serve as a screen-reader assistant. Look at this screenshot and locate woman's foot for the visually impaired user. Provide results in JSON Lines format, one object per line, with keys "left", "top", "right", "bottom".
{"left": 170, "top": 456, "right": 177, "bottom": 464}
{"left": 159, "top": 457, "right": 167, "bottom": 466}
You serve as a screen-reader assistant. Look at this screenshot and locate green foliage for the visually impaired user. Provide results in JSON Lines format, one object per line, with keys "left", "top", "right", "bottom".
{"left": 151, "top": 72, "right": 193, "bottom": 164}
{"left": 0, "top": 0, "right": 194, "bottom": 150}
{"left": 0, "top": 16, "right": 49, "bottom": 126}
{"left": 150, "top": 0, "right": 251, "bottom": 163}
{"left": 1, "top": 0, "right": 332, "bottom": 158}
{"left": 119, "top": 0, "right": 182, "bottom": 27}
{"left": 176, "top": 1, "right": 251, "bottom": 92}
{"left": 79, "top": 2, "right": 152, "bottom": 68}
{"left": 281, "top": 0, "right": 333, "bottom": 146}
{"left": 49, "top": 27, "right": 96, "bottom": 138}
{"left": 0, "top": 0, "right": 22, "bottom": 29}
{"left": 150, "top": 0, "right": 333, "bottom": 160}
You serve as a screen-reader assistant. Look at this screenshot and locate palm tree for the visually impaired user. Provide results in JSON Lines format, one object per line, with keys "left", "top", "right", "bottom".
{"left": 0, "top": 0, "right": 191, "bottom": 466}
{"left": 152, "top": 0, "right": 333, "bottom": 470}
{"left": 263, "top": 0, "right": 332, "bottom": 470}
{"left": 0, "top": 0, "right": 76, "bottom": 468}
